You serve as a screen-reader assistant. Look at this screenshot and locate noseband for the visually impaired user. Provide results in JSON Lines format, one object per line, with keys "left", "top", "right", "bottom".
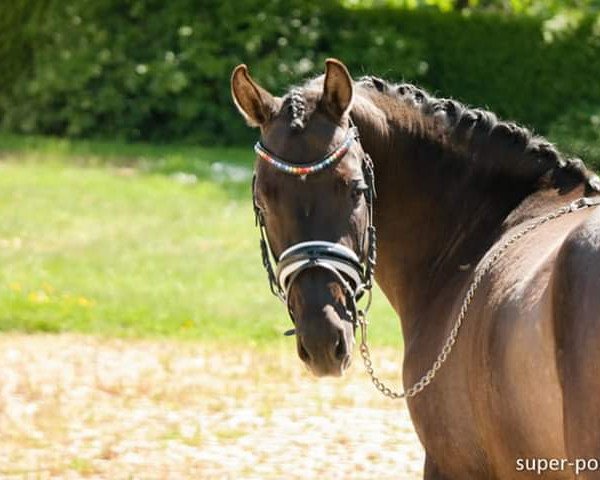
{"left": 252, "top": 122, "right": 377, "bottom": 333}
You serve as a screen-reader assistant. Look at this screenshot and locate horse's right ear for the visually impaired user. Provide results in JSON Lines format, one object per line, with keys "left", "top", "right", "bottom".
{"left": 231, "top": 64, "right": 278, "bottom": 127}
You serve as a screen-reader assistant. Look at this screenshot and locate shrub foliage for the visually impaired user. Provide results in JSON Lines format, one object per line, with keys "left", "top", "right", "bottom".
{"left": 1, "top": 0, "right": 599, "bottom": 167}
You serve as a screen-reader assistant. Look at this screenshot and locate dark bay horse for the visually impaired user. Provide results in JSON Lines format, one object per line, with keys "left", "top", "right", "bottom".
{"left": 231, "top": 59, "right": 600, "bottom": 479}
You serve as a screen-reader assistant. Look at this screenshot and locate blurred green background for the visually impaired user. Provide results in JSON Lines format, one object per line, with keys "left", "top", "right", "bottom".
{"left": 2, "top": 0, "right": 600, "bottom": 162}
{"left": 0, "top": 0, "right": 599, "bottom": 346}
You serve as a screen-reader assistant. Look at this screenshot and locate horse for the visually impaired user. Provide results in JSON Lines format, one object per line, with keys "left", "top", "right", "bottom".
{"left": 231, "top": 58, "right": 600, "bottom": 479}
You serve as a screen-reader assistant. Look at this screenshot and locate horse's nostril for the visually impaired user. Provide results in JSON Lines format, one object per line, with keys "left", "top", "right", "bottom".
{"left": 298, "top": 338, "right": 311, "bottom": 363}
{"left": 334, "top": 331, "right": 347, "bottom": 361}
{"left": 342, "top": 354, "right": 352, "bottom": 370}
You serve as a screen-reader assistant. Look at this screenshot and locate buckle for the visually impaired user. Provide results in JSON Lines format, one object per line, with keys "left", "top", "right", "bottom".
{"left": 570, "top": 197, "right": 600, "bottom": 212}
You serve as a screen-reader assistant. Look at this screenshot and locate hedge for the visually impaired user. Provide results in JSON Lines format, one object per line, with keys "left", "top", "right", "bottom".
{"left": 1, "top": 0, "right": 599, "bottom": 167}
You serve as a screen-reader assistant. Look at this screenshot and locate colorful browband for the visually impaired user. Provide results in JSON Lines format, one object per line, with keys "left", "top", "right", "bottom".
{"left": 254, "top": 128, "right": 356, "bottom": 176}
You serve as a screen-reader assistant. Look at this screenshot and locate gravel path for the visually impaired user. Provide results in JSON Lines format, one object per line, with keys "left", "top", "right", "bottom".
{"left": 0, "top": 334, "right": 424, "bottom": 479}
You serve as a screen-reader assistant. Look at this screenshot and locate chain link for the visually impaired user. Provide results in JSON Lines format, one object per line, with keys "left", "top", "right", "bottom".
{"left": 358, "top": 197, "right": 599, "bottom": 400}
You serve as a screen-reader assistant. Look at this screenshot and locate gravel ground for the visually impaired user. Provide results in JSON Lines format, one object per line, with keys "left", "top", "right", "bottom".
{"left": 0, "top": 334, "right": 424, "bottom": 479}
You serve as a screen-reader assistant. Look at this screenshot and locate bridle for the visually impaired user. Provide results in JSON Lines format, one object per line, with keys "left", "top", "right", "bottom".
{"left": 252, "top": 120, "right": 377, "bottom": 334}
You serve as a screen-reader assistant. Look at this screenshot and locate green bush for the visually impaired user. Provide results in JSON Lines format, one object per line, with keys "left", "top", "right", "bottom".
{"left": 548, "top": 104, "right": 600, "bottom": 169}
{"left": 1, "top": 0, "right": 600, "bottom": 160}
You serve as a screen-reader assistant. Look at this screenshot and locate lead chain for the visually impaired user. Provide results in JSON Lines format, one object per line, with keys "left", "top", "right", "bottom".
{"left": 359, "top": 197, "right": 599, "bottom": 400}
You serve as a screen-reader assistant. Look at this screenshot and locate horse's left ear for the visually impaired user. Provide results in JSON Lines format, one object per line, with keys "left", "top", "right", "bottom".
{"left": 322, "top": 59, "right": 354, "bottom": 119}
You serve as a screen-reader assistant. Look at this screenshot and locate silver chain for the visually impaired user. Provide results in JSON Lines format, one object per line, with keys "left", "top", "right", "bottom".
{"left": 358, "top": 196, "right": 600, "bottom": 400}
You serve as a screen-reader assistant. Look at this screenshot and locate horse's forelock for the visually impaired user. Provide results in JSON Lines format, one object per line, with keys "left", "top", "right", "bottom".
{"left": 289, "top": 88, "right": 307, "bottom": 131}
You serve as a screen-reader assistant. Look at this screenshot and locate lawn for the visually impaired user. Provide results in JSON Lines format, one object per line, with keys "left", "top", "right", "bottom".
{"left": 0, "top": 134, "right": 401, "bottom": 347}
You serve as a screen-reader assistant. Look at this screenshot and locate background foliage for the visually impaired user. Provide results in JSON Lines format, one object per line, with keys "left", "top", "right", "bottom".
{"left": 1, "top": 0, "right": 599, "bottom": 166}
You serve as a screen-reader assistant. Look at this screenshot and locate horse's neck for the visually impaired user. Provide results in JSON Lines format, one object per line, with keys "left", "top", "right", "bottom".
{"left": 352, "top": 104, "right": 529, "bottom": 335}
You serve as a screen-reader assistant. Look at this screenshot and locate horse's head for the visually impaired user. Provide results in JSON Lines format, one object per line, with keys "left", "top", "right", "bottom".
{"left": 231, "top": 59, "right": 375, "bottom": 377}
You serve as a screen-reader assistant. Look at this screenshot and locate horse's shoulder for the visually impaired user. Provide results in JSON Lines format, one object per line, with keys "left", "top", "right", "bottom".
{"left": 489, "top": 205, "right": 600, "bottom": 307}
{"left": 558, "top": 204, "right": 600, "bottom": 256}
{"left": 552, "top": 204, "right": 600, "bottom": 338}
{"left": 553, "top": 204, "right": 600, "bottom": 298}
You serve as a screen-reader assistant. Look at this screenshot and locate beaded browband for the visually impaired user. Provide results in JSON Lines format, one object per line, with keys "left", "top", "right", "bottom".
{"left": 254, "top": 127, "right": 357, "bottom": 175}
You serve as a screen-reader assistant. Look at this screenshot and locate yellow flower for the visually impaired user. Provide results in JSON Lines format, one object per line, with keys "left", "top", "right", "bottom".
{"left": 28, "top": 291, "right": 48, "bottom": 303}
{"left": 77, "top": 297, "right": 92, "bottom": 307}
{"left": 9, "top": 282, "right": 22, "bottom": 292}
{"left": 181, "top": 319, "right": 194, "bottom": 329}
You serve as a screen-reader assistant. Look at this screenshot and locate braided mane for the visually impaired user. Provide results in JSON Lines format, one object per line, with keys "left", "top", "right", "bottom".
{"left": 289, "top": 88, "right": 307, "bottom": 131}
{"left": 357, "top": 75, "right": 600, "bottom": 193}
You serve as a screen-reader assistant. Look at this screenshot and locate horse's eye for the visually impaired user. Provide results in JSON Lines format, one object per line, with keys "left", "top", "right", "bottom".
{"left": 351, "top": 180, "right": 368, "bottom": 201}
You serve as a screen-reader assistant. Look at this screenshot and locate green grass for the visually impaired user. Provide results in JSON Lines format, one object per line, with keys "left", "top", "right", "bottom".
{"left": 0, "top": 134, "right": 401, "bottom": 347}
{"left": 0, "top": 133, "right": 251, "bottom": 167}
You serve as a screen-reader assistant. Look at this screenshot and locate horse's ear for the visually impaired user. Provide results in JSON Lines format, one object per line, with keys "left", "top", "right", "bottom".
{"left": 322, "top": 59, "right": 353, "bottom": 119}
{"left": 231, "top": 64, "right": 278, "bottom": 127}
